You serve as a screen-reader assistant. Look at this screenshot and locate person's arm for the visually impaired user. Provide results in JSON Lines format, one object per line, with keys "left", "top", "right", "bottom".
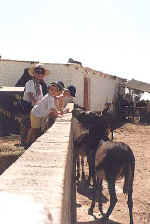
{"left": 27, "top": 92, "right": 38, "bottom": 105}
{"left": 54, "top": 96, "right": 64, "bottom": 115}
{"left": 58, "top": 96, "right": 65, "bottom": 115}
{"left": 25, "top": 80, "right": 38, "bottom": 105}
{"left": 63, "top": 97, "right": 75, "bottom": 113}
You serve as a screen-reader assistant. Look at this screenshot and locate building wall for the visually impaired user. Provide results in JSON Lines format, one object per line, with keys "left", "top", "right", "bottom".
{"left": 0, "top": 61, "right": 84, "bottom": 107}
{"left": 43, "top": 63, "right": 84, "bottom": 107}
{"left": 0, "top": 60, "right": 37, "bottom": 87}
{"left": 89, "top": 75, "right": 120, "bottom": 111}
{"left": 0, "top": 59, "right": 122, "bottom": 111}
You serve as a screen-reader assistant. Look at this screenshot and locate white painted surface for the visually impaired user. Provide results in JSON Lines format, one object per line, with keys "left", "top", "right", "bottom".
{"left": 0, "top": 60, "right": 37, "bottom": 86}
{"left": 90, "top": 75, "right": 119, "bottom": 111}
{"left": 0, "top": 59, "right": 122, "bottom": 110}
{"left": 0, "top": 192, "right": 52, "bottom": 224}
{"left": 44, "top": 64, "right": 84, "bottom": 107}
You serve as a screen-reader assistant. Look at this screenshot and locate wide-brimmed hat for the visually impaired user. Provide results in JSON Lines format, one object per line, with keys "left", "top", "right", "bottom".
{"left": 28, "top": 64, "right": 49, "bottom": 77}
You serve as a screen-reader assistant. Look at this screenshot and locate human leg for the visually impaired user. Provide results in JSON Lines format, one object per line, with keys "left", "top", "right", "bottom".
{"left": 24, "top": 113, "right": 41, "bottom": 149}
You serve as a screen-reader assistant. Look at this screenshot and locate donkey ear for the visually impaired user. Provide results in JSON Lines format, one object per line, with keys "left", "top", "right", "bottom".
{"left": 72, "top": 108, "right": 86, "bottom": 119}
{"left": 72, "top": 108, "right": 81, "bottom": 119}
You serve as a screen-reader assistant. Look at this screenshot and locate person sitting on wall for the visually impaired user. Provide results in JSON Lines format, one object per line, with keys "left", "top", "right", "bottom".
{"left": 19, "top": 64, "right": 49, "bottom": 146}
{"left": 24, "top": 82, "right": 64, "bottom": 149}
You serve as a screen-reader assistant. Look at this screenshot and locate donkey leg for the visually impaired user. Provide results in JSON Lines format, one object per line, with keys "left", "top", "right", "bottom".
{"left": 81, "top": 155, "right": 85, "bottom": 180}
{"left": 127, "top": 191, "right": 134, "bottom": 224}
{"left": 105, "top": 178, "right": 118, "bottom": 219}
{"left": 88, "top": 180, "right": 98, "bottom": 216}
{"left": 97, "top": 178, "right": 105, "bottom": 216}
{"left": 87, "top": 154, "right": 97, "bottom": 186}
{"left": 127, "top": 176, "right": 134, "bottom": 224}
{"left": 124, "top": 164, "right": 134, "bottom": 224}
{"left": 76, "top": 153, "right": 80, "bottom": 182}
{"left": 87, "top": 157, "right": 92, "bottom": 185}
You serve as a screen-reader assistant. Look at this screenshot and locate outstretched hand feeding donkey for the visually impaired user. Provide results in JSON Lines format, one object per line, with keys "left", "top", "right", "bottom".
{"left": 72, "top": 108, "right": 135, "bottom": 224}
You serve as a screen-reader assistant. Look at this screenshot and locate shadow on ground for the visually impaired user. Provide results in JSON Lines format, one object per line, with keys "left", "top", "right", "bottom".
{"left": 0, "top": 154, "right": 23, "bottom": 175}
{"left": 77, "top": 179, "right": 108, "bottom": 203}
{"left": 77, "top": 217, "right": 122, "bottom": 224}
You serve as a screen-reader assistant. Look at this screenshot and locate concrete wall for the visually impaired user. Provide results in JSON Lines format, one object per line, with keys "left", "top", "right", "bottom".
{"left": 0, "top": 112, "right": 76, "bottom": 224}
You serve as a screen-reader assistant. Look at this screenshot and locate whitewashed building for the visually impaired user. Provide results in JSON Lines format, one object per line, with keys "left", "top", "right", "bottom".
{"left": 0, "top": 59, "right": 125, "bottom": 111}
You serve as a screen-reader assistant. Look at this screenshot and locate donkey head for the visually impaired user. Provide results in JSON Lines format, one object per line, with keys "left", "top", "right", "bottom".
{"left": 72, "top": 109, "right": 108, "bottom": 138}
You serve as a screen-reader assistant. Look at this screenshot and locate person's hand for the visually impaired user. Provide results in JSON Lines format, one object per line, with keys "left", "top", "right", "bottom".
{"left": 66, "top": 108, "right": 70, "bottom": 113}
{"left": 57, "top": 110, "right": 64, "bottom": 117}
{"left": 59, "top": 110, "right": 64, "bottom": 115}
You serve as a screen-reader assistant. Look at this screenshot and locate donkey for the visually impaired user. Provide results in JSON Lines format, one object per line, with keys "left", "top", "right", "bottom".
{"left": 73, "top": 108, "right": 112, "bottom": 184}
{"left": 74, "top": 133, "right": 89, "bottom": 182}
{"left": 72, "top": 108, "right": 135, "bottom": 224}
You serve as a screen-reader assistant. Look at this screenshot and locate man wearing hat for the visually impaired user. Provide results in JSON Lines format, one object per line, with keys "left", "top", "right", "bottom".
{"left": 23, "top": 64, "right": 49, "bottom": 111}
{"left": 19, "top": 64, "right": 49, "bottom": 146}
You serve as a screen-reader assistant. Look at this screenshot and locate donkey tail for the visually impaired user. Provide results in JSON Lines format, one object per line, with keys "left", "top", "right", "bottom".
{"left": 123, "top": 157, "right": 135, "bottom": 195}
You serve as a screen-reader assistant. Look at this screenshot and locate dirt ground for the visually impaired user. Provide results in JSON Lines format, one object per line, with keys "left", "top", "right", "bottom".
{"left": 76, "top": 121, "right": 150, "bottom": 224}
{"left": 0, "top": 135, "right": 24, "bottom": 175}
{"left": 0, "top": 122, "right": 150, "bottom": 223}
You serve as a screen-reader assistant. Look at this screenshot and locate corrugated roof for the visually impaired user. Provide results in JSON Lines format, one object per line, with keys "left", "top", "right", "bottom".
{"left": 126, "top": 79, "right": 150, "bottom": 93}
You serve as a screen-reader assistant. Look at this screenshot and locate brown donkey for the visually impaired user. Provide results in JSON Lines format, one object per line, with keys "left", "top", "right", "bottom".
{"left": 72, "top": 108, "right": 135, "bottom": 224}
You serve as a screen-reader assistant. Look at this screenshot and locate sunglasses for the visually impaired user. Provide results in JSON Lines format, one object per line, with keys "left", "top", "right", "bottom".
{"left": 34, "top": 67, "right": 45, "bottom": 75}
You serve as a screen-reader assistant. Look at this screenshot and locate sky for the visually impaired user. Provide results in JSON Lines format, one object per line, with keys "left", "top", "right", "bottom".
{"left": 0, "top": 0, "right": 150, "bottom": 83}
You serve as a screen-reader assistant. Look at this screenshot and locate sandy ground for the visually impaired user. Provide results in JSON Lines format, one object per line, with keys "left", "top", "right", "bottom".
{"left": 0, "top": 122, "right": 150, "bottom": 223}
{"left": 76, "top": 122, "right": 150, "bottom": 224}
{"left": 0, "top": 135, "right": 24, "bottom": 174}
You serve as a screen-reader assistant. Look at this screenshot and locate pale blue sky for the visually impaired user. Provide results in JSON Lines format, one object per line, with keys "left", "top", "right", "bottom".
{"left": 0, "top": 0, "right": 150, "bottom": 83}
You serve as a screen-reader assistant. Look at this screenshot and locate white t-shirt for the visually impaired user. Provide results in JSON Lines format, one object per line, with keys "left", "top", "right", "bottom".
{"left": 23, "top": 80, "right": 43, "bottom": 105}
{"left": 31, "top": 93, "right": 56, "bottom": 118}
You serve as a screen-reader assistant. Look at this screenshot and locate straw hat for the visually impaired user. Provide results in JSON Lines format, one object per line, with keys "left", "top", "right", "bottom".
{"left": 28, "top": 64, "right": 49, "bottom": 77}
